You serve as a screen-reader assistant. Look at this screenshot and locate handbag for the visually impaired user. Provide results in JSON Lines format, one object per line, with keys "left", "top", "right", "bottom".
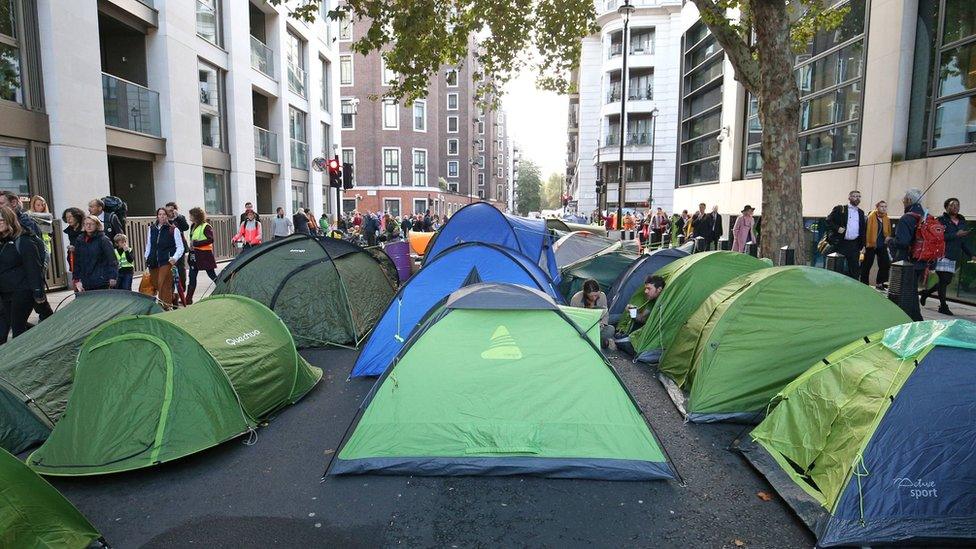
{"left": 138, "top": 271, "right": 157, "bottom": 296}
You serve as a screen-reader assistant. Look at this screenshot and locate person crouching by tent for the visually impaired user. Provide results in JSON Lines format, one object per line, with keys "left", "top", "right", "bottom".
{"left": 623, "top": 275, "right": 665, "bottom": 334}
{"left": 232, "top": 210, "right": 262, "bottom": 249}
{"left": 72, "top": 216, "right": 118, "bottom": 293}
{"left": 144, "top": 207, "right": 184, "bottom": 309}
{"left": 186, "top": 207, "right": 218, "bottom": 305}
{"left": 570, "top": 279, "right": 615, "bottom": 348}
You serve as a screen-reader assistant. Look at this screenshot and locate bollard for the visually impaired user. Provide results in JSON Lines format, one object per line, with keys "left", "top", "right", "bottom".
{"left": 888, "top": 260, "right": 922, "bottom": 320}
{"left": 777, "top": 245, "right": 795, "bottom": 266}
{"left": 825, "top": 252, "right": 847, "bottom": 274}
{"left": 719, "top": 237, "right": 731, "bottom": 251}
{"left": 677, "top": 234, "right": 686, "bottom": 246}
{"left": 661, "top": 234, "right": 671, "bottom": 249}
{"left": 694, "top": 236, "right": 706, "bottom": 253}
{"left": 745, "top": 241, "right": 758, "bottom": 257}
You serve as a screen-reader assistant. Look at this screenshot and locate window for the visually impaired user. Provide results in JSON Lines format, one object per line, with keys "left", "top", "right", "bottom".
{"left": 630, "top": 28, "right": 655, "bottom": 55}
{"left": 447, "top": 138, "right": 459, "bottom": 156}
{"left": 320, "top": 58, "right": 331, "bottom": 112}
{"left": 447, "top": 116, "right": 459, "bottom": 133}
{"left": 199, "top": 61, "right": 224, "bottom": 149}
{"left": 203, "top": 170, "right": 229, "bottom": 214}
{"left": 342, "top": 198, "right": 357, "bottom": 212}
{"left": 477, "top": 172, "right": 485, "bottom": 187}
{"left": 289, "top": 107, "right": 308, "bottom": 168}
{"left": 196, "top": 0, "right": 221, "bottom": 46}
{"left": 678, "top": 21, "right": 724, "bottom": 186}
{"left": 447, "top": 160, "right": 459, "bottom": 177}
{"left": 446, "top": 68, "right": 458, "bottom": 86}
{"left": 931, "top": 0, "right": 976, "bottom": 151}
{"left": 382, "top": 148, "right": 400, "bottom": 185}
{"left": 479, "top": 155, "right": 486, "bottom": 167}
{"left": 341, "top": 148, "right": 355, "bottom": 185}
{"left": 321, "top": 122, "right": 331, "bottom": 155}
{"left": 447, "top": 93, "right": 459, "bottom": 110}
{"left": 477, "top": 119, "right": 485, "bottom": 134}
{"left": 413, "top": 199, "right": 427, "bottom": 214}
{"left": 382, "top": 100, "right": 399, "bottom": 130}
{"left": 339, "top": 54, "right": 353, "bottom": 86}
{"left": 340, "top": 98, "right": 356, "bottom": 129}
{"left": 448, "top": 181, "right": 459, "bottom": 192}
{"left": 629, "top": 70, "right": 654, "bottom": 101}
{"left": 477, "top": 139, "right": 484, "bottom": 152}
{"left": 291, "top": 181, "right": 308, "bottom": 211}
{"left": 381, "top": 58, "right": 397, "bottom": 86}
{"left": 0, "top": 145, "right": 28, "bottom": 196}
{"left": 496, "top": 184, "right": 504, "bottom": 200}
{"left": 477, "top": 189, "right": 485, "bottom": 199}
{"left": 497, "top": 154, "right": 503, "bottom": 165}
{"left": 0, "top": 0, "right": 22, "bottom": 104}
{"left": 413, "top": 149, "right": 427, "bottom": 186}
{"left": 286, "top": 30, "right": 307, "bottom": 97}
{"left": 383, "top": 198, "right": 401, "bottom": 217}
{"left": 339, "top": 11, "right": 352, "bottom": 40}
{"left": 411, "top": 100, "right": 426, "bottom": 131}
{"left": 496, "top": 166, "right": 503, "bottom": 178}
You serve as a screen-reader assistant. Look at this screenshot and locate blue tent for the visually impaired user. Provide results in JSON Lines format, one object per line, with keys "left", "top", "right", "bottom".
{"left": 351, "top": 242, "right": 562, "bottom": 377}
{"left": 424, "top": 202, "right": 560, "bottom": 283}
{"left": 606, "top": 248, "right": 689, "bottom": 322}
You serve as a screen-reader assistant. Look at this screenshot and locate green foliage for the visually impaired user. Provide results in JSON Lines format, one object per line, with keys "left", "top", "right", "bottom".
{"left": 269, "top": 0, "right": 598, "bottom": 104}
{"left": 541, "top": 173, "right": 565, "bottom": 210}
{"left": 515, "top": 159, "right": 542, "bottom": 216}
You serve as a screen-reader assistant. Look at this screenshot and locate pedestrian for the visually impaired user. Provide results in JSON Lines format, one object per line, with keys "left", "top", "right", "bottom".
{"left": 293, "top": 208, "right": 311, "bottom": 236}
{"left": 272, "top": 207, "right": 293, "bottom": 239}
{"left": 26, "top": 195, "right": 54, "bottom": 321}
{"left": 353, "top": 210, "right": 363, "bottom": 228}
{"left": 919, "top": 197, "right": 973, "bottom": 316}
{"left": 305, "top": 209, "right": 317, "bottom": 235}
{"left": 0, "top": 206, "right": 45, "bottom": 344}
{"left": 401, "top": 214, "right": 413, "bottom": 237}
{"left": 186, "top": 207, "right": 218, "bottom": 305}
{"left": 61, "top": 207, "right": 85, "bottom": 279}
{"left": 732, "top": 205, "right": 756, "bottom": 252}
{"left": 569, "top": 279, "right": 614, "bottom": 348}
{"left": 825, "top": 190, "right": 866, "bottom": 278}
{"left": 71, "top": 215, "right": 118, "bottom": 292}
{"left": 165, "top": 202, "right": 190, "bottom": 291}
{"left": 319, "top": 213, "right": 329, "bottom": 234}
{"left": 144, "top": 207, "right": 185, "bottom": 309}
{"left": 239, "top": 201, "right": 260, "bottom": 225}
{"left": 113, "top": 234, "right": 135, "bottom": 292}
{"left": 232, "top": 210, "right": 262, "bottom": 249}
{"left": 860, "top": 200, "right": 893, "bottom": 289}
{"left": 363, "top": 211, "right": 379, "bottom": 246}
{"left": 87, "top": 198, "right": 125, "bottom": 242}
{"left": 890, "top": 188, "right": 927, "bottom": 321}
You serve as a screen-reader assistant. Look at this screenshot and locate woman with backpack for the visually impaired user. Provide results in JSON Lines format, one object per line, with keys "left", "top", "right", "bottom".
{"left": 0, "top": 206, "right": 45, "bottom": 344}
{"left": 144, "top": 207, "right": 185, "bottom": 309}
{"left": 919, "top": 198, "right": 973, "bottom": 316}
{"left": 72, "top": 216, "right": 118, "bottom": 292}
{"left": 232, "top": 210, "right": 262, "bottom": 248}
{"left": 186, "top": 207, "right": 218, "bottom": 305}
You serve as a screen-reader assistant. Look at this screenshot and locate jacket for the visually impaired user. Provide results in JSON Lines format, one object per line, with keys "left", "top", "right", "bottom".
{"left": 364, "top": 214, "right": 380, "bottom": 234}
{"left": 569, "top": 290, "right": 609, "bottom": 327}
{"left": 865, "top": 210, "right": 892, "bottom": 248}
{"left": 145, "top": 222, "right": 185, "bottom": 269}
{"left": 233, "top": 220, "right": 262, "bottom": 245}
{"left": 731, "top": 216, "right": 755, "bottom": 252}
{"left": 272, "top": 215, "right": 293, "bottom": 237}
{"left": 939, "top": 213, "right": 974, "bottom": 261}
{"left": 73, "top": 232, "right": 119, "bottom": 289}
{"left": 16, "top": 209, "right": 40, "bottom": 237}
{"left": 826, "top": 204, "right": 866, "bottom": 248}
{"left": 0, "top": 234, "right": 44, "bottom": 295}
{"left": 693, "top": 213, "right": 723, "bottom": 241}
{"left": 892, "top": 203, "right": 926, "bottom": 269}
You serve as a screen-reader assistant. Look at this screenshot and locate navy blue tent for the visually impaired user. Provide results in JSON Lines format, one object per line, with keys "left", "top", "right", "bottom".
{"left": 351, "top": 242, "right": 562, "bottom": 377}
{"left": 606, "top": 248, "right": 689, "bottom": 322}
{"left": 424, "top": 202, "right": 559, "bottom": 283}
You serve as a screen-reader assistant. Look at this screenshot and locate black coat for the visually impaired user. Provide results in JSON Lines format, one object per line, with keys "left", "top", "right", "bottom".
{"left": 100, "top": 211, "right": 126, "bottom": 242}
{"left": 0, "top": 235, "right": 44, "bottom": 295}
{"left": 72, "top": 232, "right": 119, "bottom": 289}
{"left": 826, "top": 204, "right": 867, "bottom": 248}
{"left": 892, "top": 203, "right": 926, "bottom": 269}
{"left": 939, "top": 213, "right": 975, "bottom": 261}
{"left": 293, "top": 213, "right": 311, "bottom": 235}
{"left": 693, "top": 213, "right": 723, "bottom": 241}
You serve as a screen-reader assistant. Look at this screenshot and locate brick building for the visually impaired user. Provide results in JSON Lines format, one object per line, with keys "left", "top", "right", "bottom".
{"left": 336, "top": 13, "right": 509, "bottom": 217}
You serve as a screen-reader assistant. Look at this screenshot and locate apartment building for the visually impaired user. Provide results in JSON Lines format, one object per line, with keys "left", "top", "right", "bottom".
{"left": 0, "top": 0, "right": 342, "bottom": 283}
{"left": 336, "top": 13, "right": 509, "bottom": 217}
{"left": 566, "top": 0, "right": 683, "bottom": 218}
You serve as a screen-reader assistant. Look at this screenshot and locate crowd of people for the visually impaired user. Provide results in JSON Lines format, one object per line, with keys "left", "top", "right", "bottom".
{"left": 591, "top": 202, "right": 752, "bottom": 252}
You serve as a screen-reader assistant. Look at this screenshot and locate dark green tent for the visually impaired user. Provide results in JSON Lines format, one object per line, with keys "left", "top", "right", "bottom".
{"left": 0, "top": 290, "right": 162, "bottom": 454}
{"left": 27, "top": 295, "right": 321, "bottom": 476}
{"left": 212, "top": 234, "right": 396, "bottom": 348}
{"left": 1, "top": 448, "right": 101, "bottom": 547}
{"left": 558, "top": 247, "right": 640, "bottom": 300}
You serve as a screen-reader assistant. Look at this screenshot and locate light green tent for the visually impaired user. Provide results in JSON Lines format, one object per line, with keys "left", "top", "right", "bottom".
{"left": 1, "top": 448, "right": 101, "bottom": 548}
{"left": 213, "top": 234, "right": 396, "bottom": 348}
{"left": 617, "top": 252, "right": 768, "bottom": 352}
{"left": 660, "top": 266, "right": 910, "bottom": 422}
{"left": 28, "top": 295, "right": 321, "bottom": 476}
{"left": 0, "top": 290, "right": 162, "bottom": 454}
{"left": 330, "top": 283, "right": 677, "bottom": 480}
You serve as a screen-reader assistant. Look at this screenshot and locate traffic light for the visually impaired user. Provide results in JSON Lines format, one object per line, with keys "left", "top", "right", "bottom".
{"left": 342, "top": 162, "right": 354, "bottom": 190}
{"left": 595, "top": 178, "right": 604, "bottom": 195}
{"left": 327, "top": 157, "right": 342, "bottom": 188}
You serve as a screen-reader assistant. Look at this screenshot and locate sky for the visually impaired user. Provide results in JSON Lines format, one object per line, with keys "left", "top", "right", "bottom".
{"left": 502, "top": 72, "right": 569, "bottom": 179}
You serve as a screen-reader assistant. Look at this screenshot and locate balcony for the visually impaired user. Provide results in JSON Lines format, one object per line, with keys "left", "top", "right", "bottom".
{"left": 629, "top": 84, "right": 654, "bottom": 101}
{"left": 607, "top": 84, "right": 621, "bottom": 103}
{"left": 102, "top": 73, "right": 161, "bottom": 137}
{"left": 287, "top": 62, "right": 307, "bottom": 98}
{"left": 250, "top": 36, "right": 275, "bottom": 79}
{"left": 608, "top": 43, "right": 622, "bottom": 59}
{"left": 254, "top": 126, "right": 278, "bottom": 162}
{"left": 627, "top": 132, "right": 653, "bottom": 145}
{"left": 290, "top": 139, "right": 308, "bottom": 169}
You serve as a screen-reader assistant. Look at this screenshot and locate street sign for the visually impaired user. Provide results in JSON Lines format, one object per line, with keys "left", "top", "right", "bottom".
{"left": 311, "top": 157, "right": 327, "bottom": 172}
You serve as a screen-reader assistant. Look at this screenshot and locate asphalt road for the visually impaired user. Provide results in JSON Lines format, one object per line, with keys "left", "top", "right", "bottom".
{"left": 50, "top": 347, "right": 815, "bottom": 548}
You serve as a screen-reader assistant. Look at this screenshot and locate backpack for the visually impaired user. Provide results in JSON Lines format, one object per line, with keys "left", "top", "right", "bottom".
{"left": 102, "top": 195, "right": 128, "bottom": 227}
{"left": 15, "top": 232, "right": 47, "bottom": 286}
{"left": 909, "top": 212, "right": 946, "bottom": 262}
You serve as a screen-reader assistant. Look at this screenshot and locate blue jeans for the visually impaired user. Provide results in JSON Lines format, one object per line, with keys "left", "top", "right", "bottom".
{"left": 117, "top": 270, "right": 134, "bottom": 291}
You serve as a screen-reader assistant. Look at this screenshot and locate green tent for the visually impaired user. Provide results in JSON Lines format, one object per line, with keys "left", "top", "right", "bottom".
{"left": 558, "top": 248, "right": 639, "bottom": 300}
{"left": 27, "top": 295, "right": 321, "bottom": 476}
{"left": 661, "top": 266, "right": 910, "bottom": 422}
{"left": 0, "top": 290, "right": 162, "bottom": 454}
{"left": 742, "top": 320, "right": 976, "bottom": 547}
{"left": 330, "top": 283, "right": 677, "bottom": 480}
{"left": 617, "top": 251, "right": 768, "bottom": 350}
{"left": 212, "top": 234, "right": 396, "bottom": 348}
{"left": 1, "top": 448, "right": 101, "bottom": 548}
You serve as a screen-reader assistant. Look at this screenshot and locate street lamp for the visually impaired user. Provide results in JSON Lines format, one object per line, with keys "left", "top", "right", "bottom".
{"left": 615, "top": 0, "right": 635, "bottom": 232}
{"left": 648, "top": 106, "right": 658, "bottom": 211}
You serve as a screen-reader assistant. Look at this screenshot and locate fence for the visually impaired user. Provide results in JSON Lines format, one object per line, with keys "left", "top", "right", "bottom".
{"left": 125, "top": 215, "right": 242, "bottom": 272}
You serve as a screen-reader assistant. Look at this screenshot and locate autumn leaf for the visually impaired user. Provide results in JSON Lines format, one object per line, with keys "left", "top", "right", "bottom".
{"left": 733, "top": 539, "right": 746, "bottom": 547}
{"left": 756, "top": 491, "right": 773, "bottom": 501}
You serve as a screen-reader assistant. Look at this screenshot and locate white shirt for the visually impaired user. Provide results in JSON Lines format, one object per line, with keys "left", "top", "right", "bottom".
{"left": 845, "top": 205, "right": 860, "bottom": 240}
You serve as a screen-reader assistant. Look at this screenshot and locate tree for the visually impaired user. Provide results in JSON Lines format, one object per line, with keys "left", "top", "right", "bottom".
{"left": 541, "top": 173, "right": 565, "bottom": 210}
{"left": 515, "top": 159, "right": 542, "bottom": 216}
{"left": 691, "top": 0, "right": 847, "bottom": 261}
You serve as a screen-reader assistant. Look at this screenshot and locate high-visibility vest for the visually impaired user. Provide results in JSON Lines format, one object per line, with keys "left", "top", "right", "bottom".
{"left": 191, "top": 223, "right": 213, "bottom": 251}
{"left": 115, "top": 248, "right": 133, "bottom": 269}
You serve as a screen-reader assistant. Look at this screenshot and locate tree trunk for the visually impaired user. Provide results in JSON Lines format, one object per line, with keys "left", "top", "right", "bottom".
{"left": 753, "top": 0, "right": 806, "bottom": 263}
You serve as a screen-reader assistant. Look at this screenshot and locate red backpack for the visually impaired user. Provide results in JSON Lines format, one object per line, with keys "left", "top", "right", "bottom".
{"left": 909, "top": 212, "right": 946, "bottom": 262}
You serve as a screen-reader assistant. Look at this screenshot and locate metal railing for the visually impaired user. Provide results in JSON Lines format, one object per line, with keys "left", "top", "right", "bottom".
{"left": 291, "top": 139, "right": 308, "bottom": 168}
{"left": 102, "top": 73, "right": 161, "bottom": 137}
{"left": 605, "top": 133, "right": 620, "bottom": 146}
{"left": 607, "top": 85, "right": 621, "bottom": 103}
{"left": 250, "top": 36, "right": 275, "bottom": 79}
{"left": 287, "top": 62, "right": 307, "bottom": 97}
{"left": 254, "top": 126, "right": 278, "bottom": 162}
{"left": 627, "top": 132, "right": 653, "bottom": 145}
{"left": 125, "top": 215, "right": 242, "bottom": 273}
{"left": 608, "top": 43, "right": 622, "bottom": 59}
{"left": 629, "top": 85, "right": 654, "bottom": 101}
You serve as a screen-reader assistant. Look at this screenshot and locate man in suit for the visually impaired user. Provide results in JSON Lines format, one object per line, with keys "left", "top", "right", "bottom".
{"left": 826, "top": 190, "right": 866, "bottom": 278}
{"left": 705, "top": 206, "right": 723, "bottom": 250}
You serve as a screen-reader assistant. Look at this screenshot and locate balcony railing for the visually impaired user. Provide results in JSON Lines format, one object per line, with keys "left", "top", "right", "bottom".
{"left": 608, "top": 43, "right": 622, "bottom": 59}
{"left": 607, "top": 84, "right": 621, "bottom": 103}
{"left": 629, "top": 85, "right": 654, "bottom": 101}
{"left": 627, "top": 132, "right": 653, "bottom": 145}
{"left": 290, "top": 139, "right": 308, "bottom": 168}
{"left": 605, "top": 133, "right": 620, "bottom": 146}
{"left": 250, "top": 36, "right": 275, "bottom": 79}
{"left": 254, "top": 126, "right": 278, "bottom": 162}
{"left": 102, "top": 73, "right": 161, "bottom": 137}
{"left": 287, "top": 62, "right": 307, "bottom": 97}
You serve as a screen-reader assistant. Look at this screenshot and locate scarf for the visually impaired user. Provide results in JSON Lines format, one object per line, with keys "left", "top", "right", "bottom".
{"left": 865, "top": 210, "right": 891, "bottom": 248}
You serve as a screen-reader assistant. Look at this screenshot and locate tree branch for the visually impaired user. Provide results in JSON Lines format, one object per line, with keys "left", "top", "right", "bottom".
{"left": 690, "top": 0, "right": 761, "bottom": 94}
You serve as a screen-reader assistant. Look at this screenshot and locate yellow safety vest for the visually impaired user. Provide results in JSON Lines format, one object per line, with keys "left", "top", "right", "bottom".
{"left": 191, "top": 223, "right": 213, "bottom": 251}
{"left": 115, "top": 248, "right": 133, "bottom": 269}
